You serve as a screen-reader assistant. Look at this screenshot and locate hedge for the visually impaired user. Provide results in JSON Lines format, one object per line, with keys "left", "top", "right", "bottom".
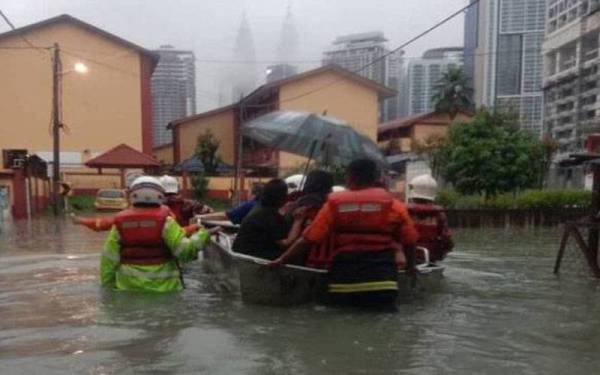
{"left": 436, "top": 189, "right": 592, "bottom": 210}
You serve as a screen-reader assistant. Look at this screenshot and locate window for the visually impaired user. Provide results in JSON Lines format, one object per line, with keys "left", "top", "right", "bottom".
{"left": 496, "top": 34, "right": 523, "bottom": 95}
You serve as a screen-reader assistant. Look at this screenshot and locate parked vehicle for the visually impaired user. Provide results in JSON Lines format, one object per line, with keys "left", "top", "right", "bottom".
{"left": 94, "top": 189, "right": 128, "bottom": 211}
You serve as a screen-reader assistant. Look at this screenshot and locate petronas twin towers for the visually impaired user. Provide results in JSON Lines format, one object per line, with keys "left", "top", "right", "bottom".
{"left": 230, "top": 5, "right": 298, "bottom": 102}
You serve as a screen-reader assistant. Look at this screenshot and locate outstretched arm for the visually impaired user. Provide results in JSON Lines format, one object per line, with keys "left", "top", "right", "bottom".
{"left": 73, "top": 215, "right": 115, "bottom": 232}
{"left": 162, "top": 217, "right": 210, "bottom": 263}
{"left": 269, "top": 237, "right": 311, "bottom": 267}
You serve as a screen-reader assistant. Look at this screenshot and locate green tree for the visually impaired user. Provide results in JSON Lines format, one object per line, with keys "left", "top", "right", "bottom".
{"left": 437, "top": 110, "right": 547, "bottom": 198}
{"left": 195, "top": 129, "right": 221, "bottom": 175}
{"left": 190, "top": 173, "right": 209, "bottom": 200}
{"left": 431, "top": 66, "right": 474, "bottom": 117}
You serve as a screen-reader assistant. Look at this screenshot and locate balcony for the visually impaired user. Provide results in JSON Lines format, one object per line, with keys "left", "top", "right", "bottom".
{"left": 583, "top": 49, "right": 599, "bottom": 64}
{"left": 242, "top": 147, "right": 279, "bottom": 169}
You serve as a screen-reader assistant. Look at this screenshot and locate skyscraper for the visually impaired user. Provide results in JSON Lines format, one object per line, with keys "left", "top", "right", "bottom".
{"left": 322, "top": 31, "right": 403, "bottom": 121}
{"left": 467, "top": 0, "right": 546, "bottom": 134}
{"left": 405, "top": 48, "right": 464, "bottom": 115}
{"left": 151, "top": 45, "right": 196, "bottom": 146}
{"left": 231, "top": 14, "right": 257, "bottom": 102}
{"left": 543, "top": 0, "right": 600, "bottom": 159}
{"left": 266, "top": 3, "right": 299, "bottom": 83}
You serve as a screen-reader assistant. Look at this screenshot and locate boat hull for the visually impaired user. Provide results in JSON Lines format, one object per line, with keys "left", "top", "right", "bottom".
{"left": 202, "top": 234, "right": 445, "bottom": 306}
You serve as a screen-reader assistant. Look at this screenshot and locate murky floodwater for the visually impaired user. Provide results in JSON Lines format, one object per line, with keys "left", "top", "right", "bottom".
{"left": 1, "top": 217, "right": 600, "bottom": 374}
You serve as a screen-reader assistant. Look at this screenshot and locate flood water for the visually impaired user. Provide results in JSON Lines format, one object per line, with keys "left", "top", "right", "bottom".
{"left": 1, "top": 217, "right": 600, "bottom": 374}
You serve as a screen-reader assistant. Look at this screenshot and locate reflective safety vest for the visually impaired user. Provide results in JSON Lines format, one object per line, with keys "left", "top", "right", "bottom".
{"left": 114, "top": 205, "right": 172, "bottom": 266}
{"left": 329, "top": 188, "right": 395, "bottom": 255}
{"left": 408, "top": 203, "right": 450, "bottom": 262}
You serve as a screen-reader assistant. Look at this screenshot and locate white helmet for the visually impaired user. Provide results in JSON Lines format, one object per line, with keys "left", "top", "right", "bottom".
{"left": 284, "top": 174, "right": 305, "bottom": 193}
{"left": 159, "top": 175, "right": 179, "bottom": 195}
{"left": 408, "top": 174, "right": 438, "bottom": 202}
{"left": 129, "top": 176, "right": 165, "bottom": 206}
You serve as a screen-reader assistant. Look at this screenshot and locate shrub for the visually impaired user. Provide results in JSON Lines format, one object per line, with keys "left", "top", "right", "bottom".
{"left": 67, "top": 195, "right": 95, "bottom": 213}
{"left": 191, "top": 173, "right": 209, "bottom": 200}
{"left": 436, "top": 189, "right": 591, "bottom": 210}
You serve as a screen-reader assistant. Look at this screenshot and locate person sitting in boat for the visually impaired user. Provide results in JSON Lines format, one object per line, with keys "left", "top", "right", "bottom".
{"left": 159, "top": 175, "right": 213, "bottom": 225}
{"left": 100, "top": 176, "right": 212, "bottom": 292}
{"left": 269, "top": 158, "right": 418, "bottom": 308}
{"left": 282, "top": 170, "right": 334, "bottom": 223}
{"left": 407, "top": 174, "right": 454, "bottom": 263}
{"left": 232, "top": 179, "right": 306, "bottom": 260}
{"left": 200, "top": 182, "right": 264, "bottom": 225}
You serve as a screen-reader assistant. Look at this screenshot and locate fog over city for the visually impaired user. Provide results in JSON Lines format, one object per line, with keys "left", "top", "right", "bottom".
{"left": 1, "top": 0, "right": 465, "bottom": 111}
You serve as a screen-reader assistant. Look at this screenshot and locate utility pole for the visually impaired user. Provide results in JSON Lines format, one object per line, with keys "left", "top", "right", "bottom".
{"left": 52, "top": 42, "right": 62, "bottom": 216}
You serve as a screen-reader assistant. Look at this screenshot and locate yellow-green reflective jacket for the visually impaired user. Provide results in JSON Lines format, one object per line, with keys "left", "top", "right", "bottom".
{"left": 100, "top": 217, "right": 209, "bottom": 292}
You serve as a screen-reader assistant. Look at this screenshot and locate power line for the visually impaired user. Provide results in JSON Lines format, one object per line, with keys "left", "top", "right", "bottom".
{"left": 0, "top": 9, "right": 47, "bottom": 53}
{"left": 0, "top": 8, "right": 15, "bottom": 29}
{"left": 0, "top": 45, "right": 53, "bottom": 50}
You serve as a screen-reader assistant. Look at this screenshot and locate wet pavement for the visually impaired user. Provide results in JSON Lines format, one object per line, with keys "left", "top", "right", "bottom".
{"left": 1, "top": 217, "right": 600, "bottom": 374}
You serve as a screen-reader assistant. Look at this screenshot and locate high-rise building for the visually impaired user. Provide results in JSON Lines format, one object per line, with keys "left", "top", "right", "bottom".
{"left": 231, "top": 15, "right": 257, "bottom": 102}
{"left": 265, "top": 5, "right": 300, "bottom": 83}
{"left": 405, "top": 47, "right": 464, "bottom": 115}
{"left": 463, "top": 0, "right": 479, "bottom": 85}
{"left": 467, "top": 0, "right": 546, "bottom": 134}
{"left": 322, "top": 32, "right": 404, "bottom": 121}
{"left": 266, "top": 64, "right": 298, "bottom": 82}
{"left": 543, "top": 0, "right": 600, "bottom": 159}
{"left": 151, "top": 45, "right": 196, "bottom": 146}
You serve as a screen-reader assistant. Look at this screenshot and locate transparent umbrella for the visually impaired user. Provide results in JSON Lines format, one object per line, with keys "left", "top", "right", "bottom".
{"left": 242, "top": 111, "right": 387, "bottom": 167}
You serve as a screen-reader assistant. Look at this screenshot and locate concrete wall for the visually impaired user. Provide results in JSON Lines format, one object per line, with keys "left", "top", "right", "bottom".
{"left": 64, "top": 171, "right": 122, "bottom": 193}
{"left": 153, "top": 144, "right": 174, "bottom": 165}
{"left": 177, "top": 109, "right": 235, "bottom": 164}
{"left": 278, "top": 70, "right": 380, "bottom": 171}
{"left": 0, "top": 22, "right": 145, "bottom": 170}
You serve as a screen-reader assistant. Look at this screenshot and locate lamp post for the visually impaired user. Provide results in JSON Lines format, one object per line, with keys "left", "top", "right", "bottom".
{"left": 51, "top": 43, "right": 87, "bottom": 215}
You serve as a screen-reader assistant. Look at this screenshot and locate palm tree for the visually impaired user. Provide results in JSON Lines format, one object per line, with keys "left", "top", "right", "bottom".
{"left": 431, "top": 66, "right": 474, "bottom": 118}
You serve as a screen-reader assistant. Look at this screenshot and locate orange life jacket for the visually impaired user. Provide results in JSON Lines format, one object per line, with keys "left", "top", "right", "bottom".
{"left": 307, "top": 188, "right": 395, "bottom": 270}
{"left": 408, "top": 203, "right": 450, "bottom": 261}
{"left": 114, "top": 205, "right": 172, "bottom": 266}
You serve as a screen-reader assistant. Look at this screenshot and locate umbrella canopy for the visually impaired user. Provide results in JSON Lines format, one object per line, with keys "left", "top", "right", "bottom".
{"left": 242, "top": 111, "right": 387, "bottom": 167}
{"left": 173, "top": 155, "right": 204, "bottom": 173}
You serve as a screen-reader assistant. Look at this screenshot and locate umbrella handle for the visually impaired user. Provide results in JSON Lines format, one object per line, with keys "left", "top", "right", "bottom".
{"left": 301, "top": 140, "right": 318, "bottom": 188}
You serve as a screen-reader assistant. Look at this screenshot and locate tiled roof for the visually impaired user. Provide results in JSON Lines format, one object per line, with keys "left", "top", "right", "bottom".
{"left": 85, "top": 144, "right": 160, "bottom": 168}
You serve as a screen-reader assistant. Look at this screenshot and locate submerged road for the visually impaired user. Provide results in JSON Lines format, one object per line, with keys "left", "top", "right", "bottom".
{"left": 1, "top": 217, "right": 600, "bottom": 374}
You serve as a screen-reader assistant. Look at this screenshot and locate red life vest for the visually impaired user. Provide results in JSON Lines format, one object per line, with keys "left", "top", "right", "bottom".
{"left": 408, "top": 203, "right": 448, "bottom": 261}
{"left": 114, "top": 205, "right": 172, "bottom": 266}
{"left": 165, "top": 196, "right": 186, "bottom": 226}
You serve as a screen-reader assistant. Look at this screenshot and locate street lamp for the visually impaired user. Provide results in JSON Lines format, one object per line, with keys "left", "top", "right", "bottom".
{"left": 51, "top": 43, "right": 87, "bottom": 216}
{"left": 73, "top": 62, "right": 88, "bottom": 74}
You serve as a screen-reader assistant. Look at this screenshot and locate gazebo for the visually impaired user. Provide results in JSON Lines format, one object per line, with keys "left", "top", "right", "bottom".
{"left": 85, "top": 143, "right": 160, "bottom": 188}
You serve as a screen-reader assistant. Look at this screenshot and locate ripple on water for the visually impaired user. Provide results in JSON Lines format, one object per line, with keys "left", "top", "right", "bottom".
{"left": 3, "top": 222, "right": 600, "bottom": 373}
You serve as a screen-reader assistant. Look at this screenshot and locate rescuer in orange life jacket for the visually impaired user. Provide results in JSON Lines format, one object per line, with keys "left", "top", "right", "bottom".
{"left": 407, "top": 174, "right": 454, "bottom": 263}
{"left": 72, "top": 175, "right": 212, "bottom": 233}
{"left": 268, "top": 158, "right": 419, "bottom": 309}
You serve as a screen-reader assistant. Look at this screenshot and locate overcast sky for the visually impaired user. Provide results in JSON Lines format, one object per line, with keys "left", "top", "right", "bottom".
{"left": 1, "top": 0, "right": 467, "bottom": 111}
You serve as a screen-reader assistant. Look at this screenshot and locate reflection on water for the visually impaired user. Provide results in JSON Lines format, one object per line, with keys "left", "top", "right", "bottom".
{"left": 2, "top": 218, "right": 600, "bottom": 374}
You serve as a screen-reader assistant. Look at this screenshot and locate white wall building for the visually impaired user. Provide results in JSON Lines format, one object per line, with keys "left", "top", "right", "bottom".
{"left": 543, "top": 0, "right": 600, "bottom": 159}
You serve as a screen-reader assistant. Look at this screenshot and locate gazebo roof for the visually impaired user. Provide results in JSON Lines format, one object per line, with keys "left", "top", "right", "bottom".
{"left": 85, "top": 143, "right": 160, "bottom": 168}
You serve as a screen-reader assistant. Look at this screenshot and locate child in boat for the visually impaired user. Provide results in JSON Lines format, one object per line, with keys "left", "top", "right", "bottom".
{"left": 232, "top": 179, "right": 306, "bottom": 260}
